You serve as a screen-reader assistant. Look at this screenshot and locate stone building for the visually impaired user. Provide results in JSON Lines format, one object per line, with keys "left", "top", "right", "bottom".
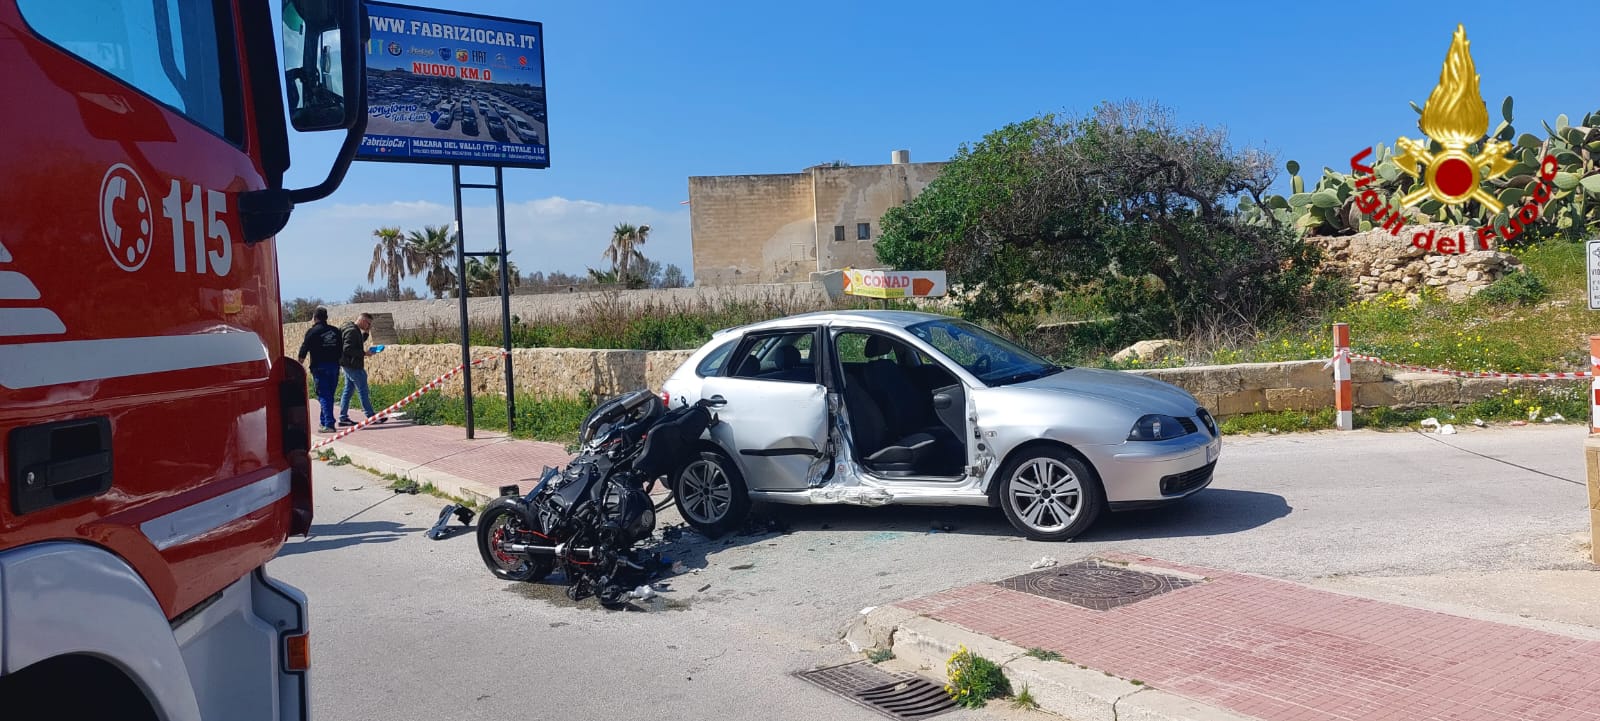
{"left": 687, "top": 150, "right": 946, "bottom": 285}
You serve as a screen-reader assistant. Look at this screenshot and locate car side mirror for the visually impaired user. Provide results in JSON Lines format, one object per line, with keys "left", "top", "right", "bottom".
{"left": 933, "top": 392, "right": 953, "bottom": 410}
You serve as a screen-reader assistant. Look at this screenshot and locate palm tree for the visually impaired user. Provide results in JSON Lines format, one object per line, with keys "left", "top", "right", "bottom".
{"left": 602, "top": 223, "right": 650, "bottom": 286}
{"left": 463, "top": 258, "right": 489, "bottom": 297}
{"left": 462, "top": 256, "right": 520, "bottom": 297}
{"left": 368, "top": 226, "right": 416, "bottom": 301}
{"left": 405, "top": 225, "right": 457, "bottom": 299}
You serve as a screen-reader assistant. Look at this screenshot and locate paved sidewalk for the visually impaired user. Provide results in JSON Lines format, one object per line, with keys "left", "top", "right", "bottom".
{"left": 878, "top": 552, "right": 1600, "bottom": 721}
{"left": 312, "top": 410, "right": 573, "bottom": 503}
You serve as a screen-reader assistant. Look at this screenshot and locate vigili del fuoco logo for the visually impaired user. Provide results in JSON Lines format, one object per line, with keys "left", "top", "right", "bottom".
{"left": 1348, "top": 25, "right": 1558, "bottom": 254}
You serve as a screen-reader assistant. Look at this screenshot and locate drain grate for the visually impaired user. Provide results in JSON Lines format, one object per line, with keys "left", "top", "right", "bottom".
{"left": 796, "top": 661, "right": 958, "bottom": 720}
{"left": 996, "top": 558, "right": 1199, "bottom": 611}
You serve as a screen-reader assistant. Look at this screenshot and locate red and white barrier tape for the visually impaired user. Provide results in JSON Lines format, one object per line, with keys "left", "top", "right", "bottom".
{"left": 1324, "top": 347, "right": 1593, "bottom": 379}
{"left": 312, "top": 349, "right": 511, "bottom": 451}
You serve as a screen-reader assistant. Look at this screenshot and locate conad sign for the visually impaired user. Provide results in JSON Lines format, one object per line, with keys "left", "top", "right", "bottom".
{"left": 842, "top": 268, "right": 947, "bottom": 299}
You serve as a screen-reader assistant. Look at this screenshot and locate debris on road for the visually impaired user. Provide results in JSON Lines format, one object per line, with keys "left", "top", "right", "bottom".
{"left": 697, "top": 584, "right": 711, "bottom": 593}
{"left": 729, "top": 563, "right": 755, "bottom": 571}
{"left": 424, "top": 504, "right": 475, "bottom": 540}
{"left": 1473, "top": 418, "right": 1485, "bottom": 427}
{"left": 1419, "top": 418, "right": 1456, "bottom": 434}
{"left": 1031, "top": 556, "right": 1059, "bottom": 569}
{"left": 1544, "top": 413, "right": 1565, "bottom": 423}
{"left": 628, "top": 585, "right": 658, "bottom": 601}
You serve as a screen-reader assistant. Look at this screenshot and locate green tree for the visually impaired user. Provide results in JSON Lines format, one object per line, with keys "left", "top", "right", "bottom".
{"left": 405, "top": 225, "right": 457, "bottom": 299}
{"left": 661, "top": 263, "right": 687, "bottom": 288}
{"left": 368, "top": 226, "right": 417, "bottom": 301}
{"left": 463, "top": 256, "right": 520, "bottom": 296}
{"left": 281, "top": 297, "right": 327, "bottom": 322}
{"left": 878, "top": 101, "right": 1338, "bottom": 335}
{"left": 602, "top": 223, "right": 650, "bottom": 286}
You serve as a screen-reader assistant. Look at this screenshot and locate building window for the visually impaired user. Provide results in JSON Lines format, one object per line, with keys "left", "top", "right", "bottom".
{"left": 857, "top": 222, "right": 871, "bottom": 240}
{"left": 834, "top": 225, "right": 846, "bottom": 242}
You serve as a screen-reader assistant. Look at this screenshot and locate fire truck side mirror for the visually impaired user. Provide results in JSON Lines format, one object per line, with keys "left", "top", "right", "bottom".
{"left": 282, "top": 0, "right": 365, "bottom": 133}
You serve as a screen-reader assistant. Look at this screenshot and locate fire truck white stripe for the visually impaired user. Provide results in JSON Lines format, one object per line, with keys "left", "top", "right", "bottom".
{"left": 0, "top": 271, "right": 40, "bottom": 299}
{"left": 140, "top": 470, "right": 291, "bottom": 551}
{"left": 0, "top": 308, "right": 66, "bottom": 336}
{"left": 0, "top": 332, "right": 268, "bottom": 388}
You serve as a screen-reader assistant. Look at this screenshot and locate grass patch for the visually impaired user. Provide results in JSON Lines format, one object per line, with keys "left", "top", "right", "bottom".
{"left": 355, "top": 380, "right": 593, "bottom": 447}
{"left": 1024, "top": 648, "right": 1063, "bottom": 662}
{"left": 1010, "top": 684, "right": 1039, "bottom": 710}
{"left": 1039, "top": 241, "right": 1594, "bottom": 373}
{"left": 396, "top": 289, "right": 920, "bottom": 351}
{"left": 1359, "top": 381, "right": 1586, "bottom": 428}
{"left": 1219, "top": 408, "right": 1336, "bottom": 435}
{"left": 1217, "top": 381, "right": 1586, "bottom": 434}
{"left": 867, "top": 648, "right": 895, "bottom": 664}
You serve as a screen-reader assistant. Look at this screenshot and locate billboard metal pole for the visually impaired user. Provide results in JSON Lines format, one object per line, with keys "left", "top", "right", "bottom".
{"left": 452, "top": 164, "right": 476, "bottom": 439}
{"left": 493, "top": 166, "right": 515, "bottom": 432}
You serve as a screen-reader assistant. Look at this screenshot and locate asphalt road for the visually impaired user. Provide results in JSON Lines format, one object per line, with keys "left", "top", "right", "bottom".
{"left": 269, "top": 424, "right": 1592, "bottom": 720}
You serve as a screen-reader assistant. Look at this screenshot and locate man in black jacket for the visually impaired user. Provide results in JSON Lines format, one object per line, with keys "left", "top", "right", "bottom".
{"left": 337, "top": 312, "right": 382, "bottom": 426}
{"left": 296, "top": 307, "right": 342, "bottom": 433}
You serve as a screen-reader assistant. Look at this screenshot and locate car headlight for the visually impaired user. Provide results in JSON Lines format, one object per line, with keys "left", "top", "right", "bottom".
{"left": 1127, "top": 414, "right": 1188, "bottom": 441}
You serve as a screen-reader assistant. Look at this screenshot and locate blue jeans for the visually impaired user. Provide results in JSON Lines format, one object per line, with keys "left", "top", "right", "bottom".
{"left": 310, "top": 362, "right": 340, "bottom": 429}
{"left": 339, "top": 367, "right": 375, "bottom": 420}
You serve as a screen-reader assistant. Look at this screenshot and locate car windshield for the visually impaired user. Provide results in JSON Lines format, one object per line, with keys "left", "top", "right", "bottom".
{"left": 905, "top": 319, "right": 1066, "bottom": 386}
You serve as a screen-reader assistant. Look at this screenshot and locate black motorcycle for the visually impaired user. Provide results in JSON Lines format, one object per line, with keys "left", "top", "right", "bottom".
{"left": 475, "top": 389, "right": 719, "bottom": 607}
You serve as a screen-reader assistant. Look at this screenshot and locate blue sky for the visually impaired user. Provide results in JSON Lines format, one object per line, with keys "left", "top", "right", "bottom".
{"left": 275, "top": 0, "right": 1600, "bottom": 301}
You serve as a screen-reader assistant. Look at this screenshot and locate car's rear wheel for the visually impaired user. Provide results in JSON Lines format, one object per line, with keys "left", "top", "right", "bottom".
{"left": 997, "top": 447, "right": 1103, "bottom": 541}
{"left": 673, "top": 449, "right": 749, "bottom": 538}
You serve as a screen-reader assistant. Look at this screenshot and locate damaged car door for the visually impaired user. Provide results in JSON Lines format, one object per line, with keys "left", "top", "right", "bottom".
{"left": 699, "top": 328, "right": 833, "bottom": 492}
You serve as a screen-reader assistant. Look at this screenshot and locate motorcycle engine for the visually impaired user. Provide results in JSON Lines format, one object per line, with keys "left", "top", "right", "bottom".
{"left": 601, "top": 483, "right": 656, "bottom": 543}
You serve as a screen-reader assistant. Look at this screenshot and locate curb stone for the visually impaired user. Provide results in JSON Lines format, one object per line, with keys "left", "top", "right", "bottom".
{"left": 318, "top": 439, "right": 500, "bottom": 506}
{"left": 852, "top": 606, "right": 1261, "bottom": 721}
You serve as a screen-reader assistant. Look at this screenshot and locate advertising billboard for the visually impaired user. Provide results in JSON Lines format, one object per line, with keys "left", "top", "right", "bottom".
{"left": 357, "top": 1, "right": 548, "bottom": 168}
{"left": 841, "top": 268, "right": 948, "bottom": 299}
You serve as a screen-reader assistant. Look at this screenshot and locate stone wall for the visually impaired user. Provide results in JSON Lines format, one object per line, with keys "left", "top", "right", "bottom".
{"left": 340, "top": 346, "right": 1574, "bottom": 418}
{"left": 1308, "top": 223, "right": 1522, "bottom": 301}
{"left": 281, "top": 313, "right": 397, "bottom": 355}
{"left": 688, "top": 172, "right": 818, "bottom": 285}
{"left": 360, "top": 344, "right": 696, "bottom": 399}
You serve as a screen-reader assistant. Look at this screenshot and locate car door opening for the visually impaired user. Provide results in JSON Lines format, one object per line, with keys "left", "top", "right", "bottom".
{"left": 834, "top": 332, "right": 965, "bottom": 478}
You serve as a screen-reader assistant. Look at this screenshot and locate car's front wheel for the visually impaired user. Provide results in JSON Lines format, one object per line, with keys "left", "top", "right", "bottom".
{"left": 673, "top": 449, "right": 749, "bottom": 538}
{"left": 997, "top": 447, "right": 1103, "bottom": 541}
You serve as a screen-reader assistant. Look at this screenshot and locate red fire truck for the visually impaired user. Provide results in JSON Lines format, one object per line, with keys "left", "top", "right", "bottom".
{"left": 0, "top": 1, "right": 366, "bottom": 718}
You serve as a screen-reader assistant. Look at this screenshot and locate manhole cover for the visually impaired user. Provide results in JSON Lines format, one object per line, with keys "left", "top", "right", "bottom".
{"left": 796, "top": 662, "right": 958, "bottom": 720}
{"left": 996, "top": 559, "right": 1199, "bottom": 610}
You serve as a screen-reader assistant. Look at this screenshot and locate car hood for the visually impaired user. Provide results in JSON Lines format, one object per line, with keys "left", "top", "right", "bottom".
{"left": 1015, "top": 367, "right": 1200, "bottom": 416}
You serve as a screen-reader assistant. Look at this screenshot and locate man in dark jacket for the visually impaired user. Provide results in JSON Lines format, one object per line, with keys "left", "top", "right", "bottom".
{"left": 337, "top": 312, "right": 382, "bottom": 426}
{"left": 296, "top": 307, "right": 342, "bottom": 433}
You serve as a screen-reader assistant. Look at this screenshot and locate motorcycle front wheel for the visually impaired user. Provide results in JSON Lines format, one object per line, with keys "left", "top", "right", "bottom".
{"left": 476, "top": 497, "right": 554, "bottom": 583}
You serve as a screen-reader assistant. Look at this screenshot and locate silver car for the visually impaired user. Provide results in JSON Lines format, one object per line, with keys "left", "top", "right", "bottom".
{"left": 659, "top": 310, "right": 1221, "bottom": 541}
